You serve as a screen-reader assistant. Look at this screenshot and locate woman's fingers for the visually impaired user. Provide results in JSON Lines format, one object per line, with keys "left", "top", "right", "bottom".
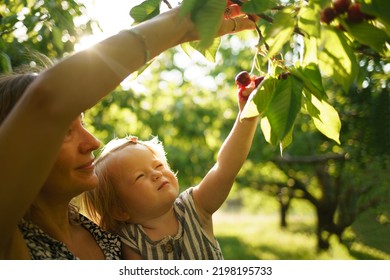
{"left": 218, "top": 15, "right": 256, "bottom": 36}
{"left": 224, "top": 4, "right": 242, "bottom": 19}
{"left": 225, "top": 1, "right": 260, "bottom": 22}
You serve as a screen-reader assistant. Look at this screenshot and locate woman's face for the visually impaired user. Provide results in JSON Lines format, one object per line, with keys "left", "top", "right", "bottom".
{"left": 40, "top": 115, "right": 101, "bottom": 201}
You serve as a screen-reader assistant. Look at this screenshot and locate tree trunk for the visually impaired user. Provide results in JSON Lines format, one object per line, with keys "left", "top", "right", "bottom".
{"left": 316, "top": 200, "right": 337, "bottom": 251}
{"left": 278, "top": 186, "right": 292, "bottom": 228}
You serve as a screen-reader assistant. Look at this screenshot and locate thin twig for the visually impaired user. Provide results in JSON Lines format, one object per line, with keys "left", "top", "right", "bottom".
{"left": 162, "top": 0, "right": 172, "bottom": 9}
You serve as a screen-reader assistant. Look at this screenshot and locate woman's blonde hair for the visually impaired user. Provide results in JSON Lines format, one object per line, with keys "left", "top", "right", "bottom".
{"left": 82, "top": 136, "right": 170, "bottom": 233}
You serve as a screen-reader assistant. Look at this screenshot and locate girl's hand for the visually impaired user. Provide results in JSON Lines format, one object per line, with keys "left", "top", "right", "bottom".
{"left": 235, "top": 71, "right": 264, "bottom": 111}
{"left": 238, "top": 82, "right": 256, "bottom": 111}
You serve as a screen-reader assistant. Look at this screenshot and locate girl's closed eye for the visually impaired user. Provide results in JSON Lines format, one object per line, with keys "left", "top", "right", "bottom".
{"left": 155, "top": 163, "right": 164, "bottom": 169}
{"left": 135, "top": 173, "right": 144, "bottom": 181}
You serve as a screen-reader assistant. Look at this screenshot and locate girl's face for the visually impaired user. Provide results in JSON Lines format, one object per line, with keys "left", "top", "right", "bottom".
{"left": 40, "top": 115, "right": 101, "bottom": 202}
{"left": 108, "top": 144, "right": 179, "bottom": 223}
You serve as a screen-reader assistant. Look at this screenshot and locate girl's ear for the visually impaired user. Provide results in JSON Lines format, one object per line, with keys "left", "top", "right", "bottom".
{"left": 112, "top": 206, "right": 130, "bottom": 222}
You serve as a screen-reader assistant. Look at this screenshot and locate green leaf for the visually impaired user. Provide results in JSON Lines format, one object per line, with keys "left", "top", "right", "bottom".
{"left": 180, "top": 0, "right": 225, "bottom": 49}
{"left": 260, "top": 116, "right": 273, "bottom": 144}
{"left": 260, "top": 116, "right": 294, "bottom": 152}
{"left": 342, "top": 20, "right": 390, "bottom": 55}
{"left": 241, "top": 0, "right": 276, "bottom": 14}
{"left": 302, "top": 36, "right": 318, "bottom": 66}
{"left": 241, "top": 99, "right": 260, "bottom": 120}
{"left": 264, "top": 7, "right": 296, "bottom": 59}
{"left": 264, "top": 76, "right": 303, "bottom": 141}
{"left": 280, "top": 126, "right": 294, "bottom": 153}
{"left": 247, "top": 76, "right": 300, "bottom": 150}
{"left": 303, "top": 90, "right": 341, "bottom": 144}
{"left": 298, "top": 4, "right": 321, "bottom": 38}
{"left": 253, "top": 77, "right": 276, "bottom": 114}
{"left": 318, "top": 27, "right": 358, "bottom": 92}
{"left": 52, "top": 26, "right": 63, "bottom": 51}
{"left": 192, "top": 0, "right": 226, "bottom": 49}
{"left": 130, "top": 0, "right": 161, "bottom": 24}
{"left": 290, "top": 63, "right": 326, "bottom": 101}
{"left": 360, "top": 0, "right": 390, "bottom": 36}
{"left": 180, "top": 37, "right": 221, "bottom": 63}
{"left": 0, "top": 52, "right": 12, "bottom": 73}
{"left": 241, "top": 76, "right": 274, "bottom": 120}
{"left": 179, "top": 0, "right": 203, "bottom": 18}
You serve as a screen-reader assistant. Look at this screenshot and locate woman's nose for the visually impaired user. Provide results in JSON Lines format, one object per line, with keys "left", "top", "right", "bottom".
{"left": 80, "top": 129, "right": 101, "bottom": 154}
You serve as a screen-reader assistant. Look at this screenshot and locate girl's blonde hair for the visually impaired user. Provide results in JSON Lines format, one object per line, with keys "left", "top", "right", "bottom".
{"left": 82, "top": 136, "right": 170, "bottom": 233}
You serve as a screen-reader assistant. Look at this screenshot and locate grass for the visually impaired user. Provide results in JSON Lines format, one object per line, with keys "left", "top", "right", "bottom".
{"left": 213, "top": 211, "right": 355, "bottom": 260}
{"left": 213, "top": 188, "right": 390, "bottom": 260}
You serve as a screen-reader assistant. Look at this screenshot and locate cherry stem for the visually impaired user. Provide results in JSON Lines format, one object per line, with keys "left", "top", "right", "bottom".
{"left": 257, "top": 13, "right": 304, "bottom": 36}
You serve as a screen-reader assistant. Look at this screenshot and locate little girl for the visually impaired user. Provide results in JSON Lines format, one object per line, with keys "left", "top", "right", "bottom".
{"left": 82, "top": 84, "right": 259, "bottom": 259}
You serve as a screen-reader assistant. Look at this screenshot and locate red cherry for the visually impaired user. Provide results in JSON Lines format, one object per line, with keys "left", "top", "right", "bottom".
{"left": 253, "top": 76, "right": 264, "bottom": 87}
{"left": 320, "top": 7, "right": 337, "bottom": 24}
{"left": 332, "top": 0, "right": 351, "bottom": 15}
{"left": 347, "top": 3, "right": 365, "bottom": 23}
{"left": 235, "top": 71, "right": 251, "bottom": 87}
{"left": 278, "top": 72, "right": 290, "bottom": 80}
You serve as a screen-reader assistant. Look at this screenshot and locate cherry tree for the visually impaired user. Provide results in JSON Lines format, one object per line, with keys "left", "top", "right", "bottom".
{"left": 130, "top": 0, "right": 389, "bottom": 153}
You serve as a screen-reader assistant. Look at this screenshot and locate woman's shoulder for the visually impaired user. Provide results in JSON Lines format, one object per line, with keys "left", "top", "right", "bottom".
{"left": 19, "top": 218, "right": 77, "bottom": 259}
{"left": 18, "top": 215, "right": 122, "bottom": 259}
{"left": 79, "top": 214, "right": 122, "bottom": 259}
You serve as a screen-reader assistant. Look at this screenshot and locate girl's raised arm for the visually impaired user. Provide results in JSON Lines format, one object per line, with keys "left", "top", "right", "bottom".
{"left": 193, "top": 86, "right": 258, "bottom": 217}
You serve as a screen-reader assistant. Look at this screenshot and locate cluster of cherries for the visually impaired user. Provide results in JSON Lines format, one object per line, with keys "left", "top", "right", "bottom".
{"left": 320, "top": 0, "right": 375, "bottom": 25}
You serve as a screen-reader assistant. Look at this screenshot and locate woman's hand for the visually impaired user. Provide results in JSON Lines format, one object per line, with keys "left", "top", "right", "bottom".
{"left": 219, "top": 1, "right": 257, "bottom": 36}
{"left": 172, "top": 2, "right": 256, "bottom": 43}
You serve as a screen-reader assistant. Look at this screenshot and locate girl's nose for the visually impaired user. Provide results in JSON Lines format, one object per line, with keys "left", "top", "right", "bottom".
{"left": 152, "top": 170, "right": 162, "bottom": 181}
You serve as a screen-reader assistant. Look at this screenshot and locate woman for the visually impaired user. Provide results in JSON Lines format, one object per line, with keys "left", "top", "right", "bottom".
{"left": 0, "top": 5, "right": 255, "bottom": 259}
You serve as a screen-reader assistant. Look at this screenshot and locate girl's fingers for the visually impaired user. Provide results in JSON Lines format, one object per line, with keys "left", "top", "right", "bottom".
{"left": 238, "top": 82, "right": 256, "bottom": 103}
{"left": 241, "top": 84, "right": 255, "bottom": 97}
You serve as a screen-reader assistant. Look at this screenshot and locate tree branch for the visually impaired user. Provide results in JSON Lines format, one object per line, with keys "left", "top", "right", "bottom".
{"left": 274, "top": 153, "right": 347, "bottom": 164}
